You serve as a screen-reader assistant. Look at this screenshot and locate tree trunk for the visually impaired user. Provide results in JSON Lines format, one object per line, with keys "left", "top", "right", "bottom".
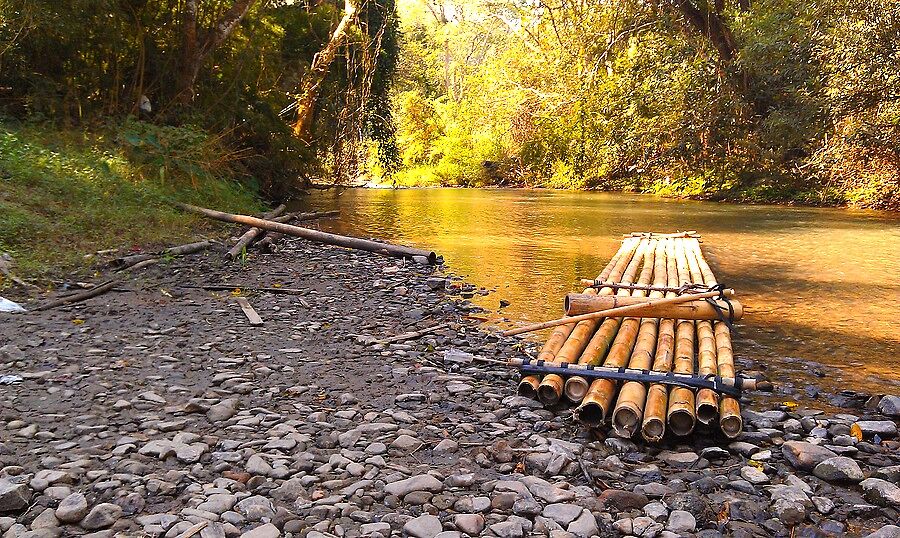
{"left": 176, "top": 0, "right": 257, "bottom": 105}
{"left": 292, "top": 0, "right": 358, "bottom": 140}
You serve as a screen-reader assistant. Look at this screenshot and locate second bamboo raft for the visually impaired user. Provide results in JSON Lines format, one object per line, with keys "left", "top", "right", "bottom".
{"left": 516, "top": 231, "right": 747, "bottom": 441}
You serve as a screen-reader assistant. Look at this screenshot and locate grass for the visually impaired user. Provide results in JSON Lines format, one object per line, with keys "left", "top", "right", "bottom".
{"left": 0, "top": 122, "right": 263, "bottom": 281}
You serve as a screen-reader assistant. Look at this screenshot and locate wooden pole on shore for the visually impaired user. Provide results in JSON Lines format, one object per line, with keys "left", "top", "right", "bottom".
{"left": 575, "top": 238, "right": 655, "bottom": 427}
{"left": 536, "top": 237, "right": 640, "bottom": 405}
{"left": 176, "top": 203, "right": 438, "bottom": 263}
{"left": 611, "top": 238, "right": 668, "bottom": 437}
{"left": 641, "top": 238, "right": 679, "bottom": 442}
{"left": 503, "top": 287, "right": 732, "bottom": 336}
{"left": 564, "top": 293, "right": 742, "bottom": 321}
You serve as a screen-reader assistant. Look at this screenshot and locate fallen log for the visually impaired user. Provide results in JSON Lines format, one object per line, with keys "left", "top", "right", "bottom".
{"left": 33, "top": 279, "right": 119, "bottom": 311}
{"left": 112, "top": 240, "right": 216, "bottom": 270}
{"left": 186, "top": 284, "right": 305, "bottom": 295}
{"left": 225, "top": 204, "right": 287, "bottom": 259}
{"left": 565, "top": 293, "right": 742, "bottom": 321}
{"left": 254, "top": 210, "right": 341, "bottom": 254}
{"left": 177, "top": 203, "right": 438, "bottom": 263}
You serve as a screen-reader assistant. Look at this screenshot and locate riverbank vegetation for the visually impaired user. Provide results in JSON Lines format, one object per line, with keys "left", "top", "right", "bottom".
{"left": 389, "top": 0, "right": 899, "bottom": 209}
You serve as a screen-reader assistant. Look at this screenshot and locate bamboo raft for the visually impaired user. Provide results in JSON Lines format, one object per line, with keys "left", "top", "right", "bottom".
{"left": 508, "top": 231, "right": 763, "bottom": 441}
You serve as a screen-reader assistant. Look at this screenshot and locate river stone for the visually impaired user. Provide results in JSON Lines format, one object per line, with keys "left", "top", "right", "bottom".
{"left": 385, "top": 474, "right": 443, "bottom": 497}
{"left": 860, "top": 478, "right": 900, "bottom": 507}
{"left": 521, "top": 476, "right": 575, "bottom": 503}
{"left": 240, "top": 523, "right": 280, "bottom": 538}
{"left": 599, "top": 489, "right": 649, "bottom": 511}
{"left": 0, "top": 480, "right": 30, "bottom": 512}
{"left": 567, "top": 509, "right": 598, "bottom": 538}
{"left": 813, "top": 457, "right": 864, "bottom": 482}
{"left": 404, "top": 514, "right": 443, "bottom": 538}
{"left": 80, "top": 503, "right": 123, "bottom": 530}
{"left": 453, "top": 514, "right": 484, "bottom": 536}
{"left": 812, "top": 496, "right": 835, "bottom": 514}
{"left": 863, "top": 525, "right": 900, "bottom": 538}
{"left": 873, "top": 465, "right": 900, "bottom": 483}
{"left": 740, "top": 466, "right": 769, "bottom": 485}
{"left": 489, "top": 519, "right": 524, "bottom": 538}
{"left": 666, "top": 510, "right": 696, "bottom": 534}
{"left": 542, "top": 504, "right": 583, "bottom": 526}
{"left": 768, "top": 485, "right": 812, "bottom": 525}
{"left": 854, "top": 421, "right": 898, "bottom": 438}
{"left": 55, "top": 492, "right": 88, "bottom": 523}
{"left": 781, "top": 441, "right": 838, "bottom": 471}
{"left": 877, "top": 395, "right": 900, "bottom": 417}
{"left": 198, "top": 494, "right": 238, "bottom": 515}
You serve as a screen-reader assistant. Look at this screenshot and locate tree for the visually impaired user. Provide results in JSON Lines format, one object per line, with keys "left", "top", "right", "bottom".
{"left": 176, "top": 0, "right": 259, "bottom": 105}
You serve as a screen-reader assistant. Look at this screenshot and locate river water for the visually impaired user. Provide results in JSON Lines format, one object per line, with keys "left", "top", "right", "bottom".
{"left": 298, "top": 188, "right": 900, "bottom": 400}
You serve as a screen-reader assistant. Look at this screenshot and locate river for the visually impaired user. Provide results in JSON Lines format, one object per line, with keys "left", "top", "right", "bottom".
{"left": 298, "top": 188, "right": 900, "bottom": 401}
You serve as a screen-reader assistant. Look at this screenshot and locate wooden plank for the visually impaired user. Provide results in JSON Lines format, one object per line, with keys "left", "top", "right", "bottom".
{"left": 235, "top": 297, "right": 263, "bottom": 326}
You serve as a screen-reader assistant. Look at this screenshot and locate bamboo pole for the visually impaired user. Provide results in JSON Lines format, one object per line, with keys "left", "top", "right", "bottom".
{"left": 517, "top": 375, "right": 540, "bottom": 398}
{"left": 689, "top": 238, "right": 743, "bottom": 438}
{"left": 565, "top": 293, "right": 742, "bottom": 320}
{"left": 685, "top": 239, "right": 719, "bottom": 426}
{"left": 175, "top": 203, "right": 438, "bottom": 263}
{"left": 667, "top": 238, "right": 697, "bottom": 436}
{"left": 575, "top": 238, "right": 656, "bottom": 427}
{"left": 563, "top": 315, "right": 621, "bottom": 402}
{"left": 537, "top": 238, "right": 641, "bottom": 405}
{"left": 611, "top": 239, "right": 668, "bottom": 437}
{"left": 642, "top": 238, "right": 679, "bottom": 442}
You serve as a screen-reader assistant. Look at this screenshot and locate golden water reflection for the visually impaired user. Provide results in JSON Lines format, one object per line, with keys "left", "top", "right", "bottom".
{"left": 299, "top": 188, "right": 900, "bottom": 398}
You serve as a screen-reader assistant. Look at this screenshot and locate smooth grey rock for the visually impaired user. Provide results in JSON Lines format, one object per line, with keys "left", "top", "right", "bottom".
{"left": 197, "top": 494, "right": 238, "bottom": 515}
{"left": 239, "top": 523, "right": 280, "bottom": 538}
{"left": 813, "top": 457, "right": 864, "bottom": 482}
{"left": 434, "top": 439, "right": 458, "bottom": 454}
{"left": 854, "top": 421, "right": 898, "bottom": 438}
{"left": 403, "top": 514, "right": 442, "bottom": 538}
{"left": 80, "top": 503, "right": 123, "bottom": 530}
{"left": 55, "top": 492, "right": 88, "bottom": 523}
{"left": 860, "top": 478, "right": 900, "bottom": 507}
{"left": 768, "top": 485, "right": 811, "bottom": 525}
{"left": 31, "top": 508, "right": 59, "bottom": 530}
{"left": 666, "top": 510, "right": 696, "bottom": 534}
{"left": 385, "top": 475, "right": 443, "bottom": 497}
{"left": 520, "top": 476, "right": 575, "bottom": 503}
{"left": 863, "top": 525, "right": 900, "bottom": 538}
{"left": 566, "top": 510, "right": 597, "bottom": 538}
{"left": 781, "top": 441, "right": 837, "bottom": 471}
{"left": 740, "top": 466, "right": 769, "bottom": 485}
{"left": 542, "top": 504, "right": 583, "bottom": 526}
{"left": 877, "top": 395, "right": 900, "bottom": 417}
{"left": 453, "top": 514, "right": 484, "bottom": 536}
{"left": 489, "top": 519, "right": 524, "bottom": 538}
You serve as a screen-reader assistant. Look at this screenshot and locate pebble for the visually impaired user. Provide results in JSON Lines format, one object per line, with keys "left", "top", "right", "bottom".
{"left": 55, "top": 492, "right": 88, "bottom": 523}
{"left": 781, "top": 441, "right": 838, "bottom": 471}
{"left": 666, "top": 510, "right": 696, "bottom": 534}
{"left": 384, "top": 474, "right": 443, "bottom": 497}
{"left": 860, "top": 478, "right": 900, "bottom": 507}
{"left": 403, "top": 514, "right": 443, "bottom": 538}
{"left": 79, "top": 503, "right": 123, "bottom": 530}
{"left": 454, "top": 514, "right": 484, "bottom": 535}
{"left": 813, "top": 456, "right": 865, "bottom": 482}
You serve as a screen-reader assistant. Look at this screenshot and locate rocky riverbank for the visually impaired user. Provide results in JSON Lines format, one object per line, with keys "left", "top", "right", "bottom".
{"left": 1, "top": 236, "right": 899, "bottom": 538}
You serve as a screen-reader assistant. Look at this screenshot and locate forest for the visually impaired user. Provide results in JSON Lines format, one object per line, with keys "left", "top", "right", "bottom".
{"left": 1, "top": 0, "right": 899, "bottom": 210}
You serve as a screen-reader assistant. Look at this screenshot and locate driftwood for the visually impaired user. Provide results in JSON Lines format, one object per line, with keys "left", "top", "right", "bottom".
{"left": 256, "top": 210, "right": 341, "bottom": 253}
{"left": 377, "top": 322, "right": 448, "bottom": 345}
{"left": 229, "top": 209, "right": 341, "bottom": 258}
{"left": 113, "top": 240, "right": 216, "bottom": 270}
{"left": 177, "top": 203, "right": 438, "bottom": 263}
{"left": 33, "top": 279, "right": 119, "bottom": 311}
{"left": 235, "top": 297, "right": 263, "bottom": 326}
{"left": 187, "top": 284, "right": 305, "bottom": 295}
{"left": 226, "top": 204, "right": 287, "bottom": 259}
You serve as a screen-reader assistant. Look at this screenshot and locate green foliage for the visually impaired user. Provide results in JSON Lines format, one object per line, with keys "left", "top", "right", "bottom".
{"left": 0, "top": 122, "right": 261, "bottom": 276}
{"left": 389, "top": 0, "right": 899, "bottom": 209}
{"left": 0, "top": 0, "right": 402, "bottom": 192}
